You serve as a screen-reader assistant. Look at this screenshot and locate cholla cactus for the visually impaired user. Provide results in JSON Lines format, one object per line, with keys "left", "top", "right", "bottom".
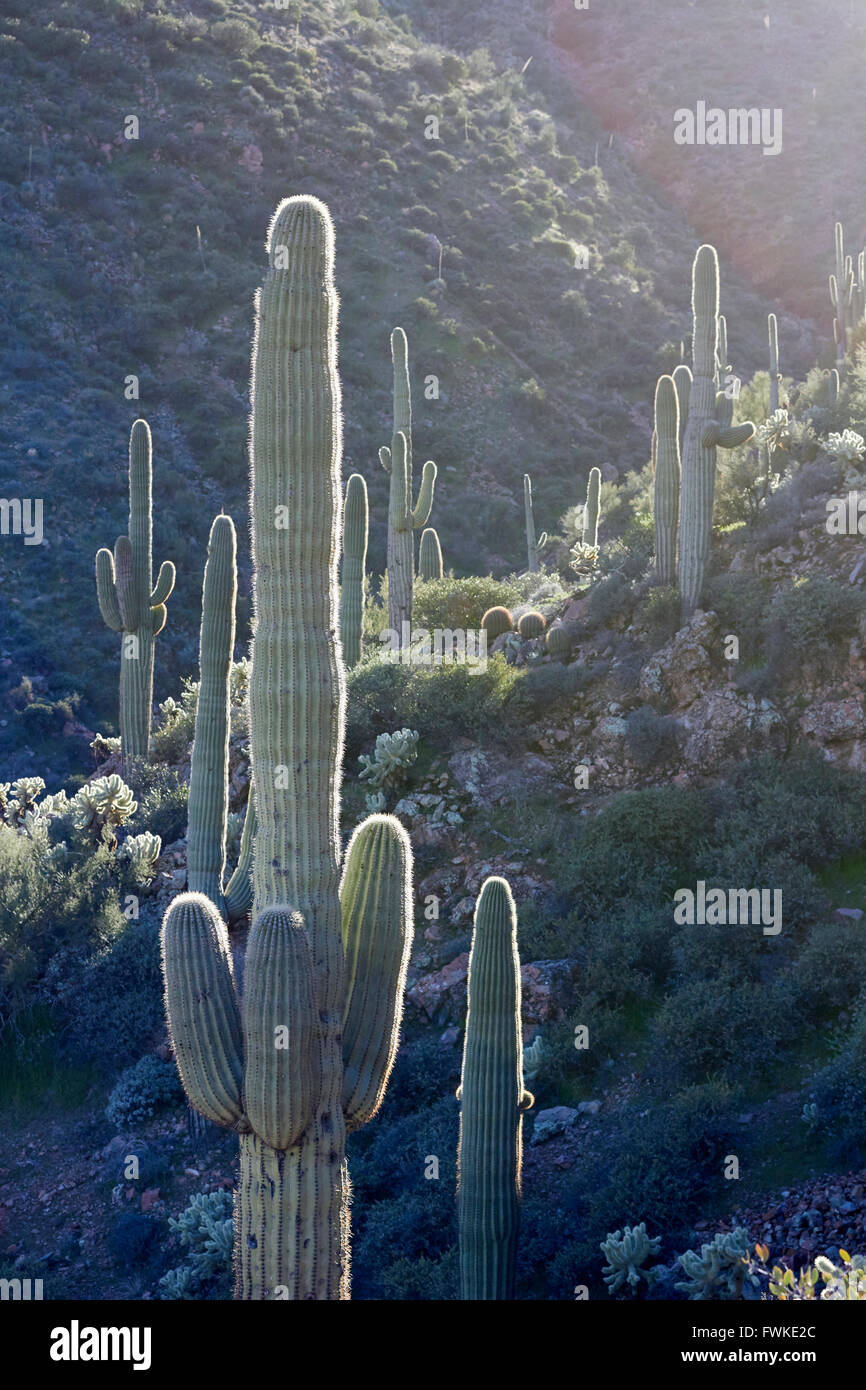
{"left": 522, "top": 1035, "right": 546, "bottom": 1083}
{"left": 364, "top": 791, "right": 387, "bottom": 815}
{"left": 569, "top": 539, "right": 598, "bottom": 577}
{"left": 120, "top": 831, "right": 163, "bottom": 884}
{"left": 358, "top": 729, "right": 419, "bottom": 792}
{"left": 827, "top": 429, "right": 866, "bottom": 469}
{"left": 757, "top": 409, "right": 790, "bottom": 453}
{"left": 4, "top": 777, "right": 47, "bottom": 825}
{"left": 675, "top": 1227, "right": 753, "bottom": 1299}
{"left": 72, "top": 773, "right": 137, "bottom": 847}
{"left": 600, "top": 1223, "right": 662, "bottom": 1295}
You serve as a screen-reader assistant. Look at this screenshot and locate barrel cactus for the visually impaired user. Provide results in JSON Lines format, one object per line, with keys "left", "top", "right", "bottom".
{"left": 418, "top": 526, "right": 443, "bottom": 581}
{"left": 545, "top": 624, "right": 573, "bottom": 659}
{"left": 653, "top": 374, "right": 680, "bottom": 586}
{"left": 340, "top": 472, "right": 368, "bottom": 668}
{"left": 380, "top": 327, "right": 437, "bottom": 637}
{"left": 518, "top": 610, "right": 545, "bottom": 640}
{"left": 678, "top": 246, "right": 755, "bottom": 617}
{"left": 482, "top": 606, "right": 514, "bottom": 641}
{"left": 458, "top": 877, "right": 533, "bottom": 1300}
{"left": 95, "top": 419, "right": 176, "bottom": 765}
{"left": 161, "top": 197, "right": 414, "bottom": 1300}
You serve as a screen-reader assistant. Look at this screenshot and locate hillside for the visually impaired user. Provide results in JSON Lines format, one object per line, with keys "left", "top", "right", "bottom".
{"left": 0, "top": 0, "right": 820, "bottom": 777}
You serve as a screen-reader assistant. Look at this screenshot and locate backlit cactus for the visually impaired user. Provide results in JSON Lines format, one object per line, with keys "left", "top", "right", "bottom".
{"left": 678, "top": 246, "right": 755, "bottom": 617}
{"left": 831, "top": 221, "right": 853, "bottom": 363}
{"left": 418, "top": 526, "right": 443, "bottom": 581}
{"left": 95, "top": 419, "right": 175, "bottom": 765}
{"left": 653, "top": 374, "right": 680, "bottom": 586}
{"left": 161, "top": 197, "right": 414, "bottom": 1301}
{"left": 582, "top": 466, "right": 601, "bottom": 549}
{"left": 672, "top": 363, "right": 692, "bottom": 455}
{"left": 545, "top": 624, "right": 573, "bottom": 659}
{"left": 523, "top": 473, "right": 547, "bottom": 573}
{"left": 517, "top": 611, "right": 545, "bottom": 640}
{"left": 768, "top": 312, "right": 780, "bottom": 414}
{"left": 481, "top": 606, "right": 514, "bottom": 641}
{"left": 380, "top": 327, "right": 437, "bottom": 636}
{"left": 458, "top": 876, "right": 533, "bottom": 1300}
{"left": 340, "top": 472, "right": 368, "bottom": 668}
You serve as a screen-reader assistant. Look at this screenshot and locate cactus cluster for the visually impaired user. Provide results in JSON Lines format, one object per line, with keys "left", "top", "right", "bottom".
{"left": 95, "top": 420, "right": 176, "bottom": 765}
{"left": 161, "top": 197, "right": 415, "bottom": 1301}
{"left": 380, "top": 327, "right": 437, "bottom": 637}
{"left": 600, "top": 1223, "right": 662, "bottom": 1295}
{"left": 458, "top": 877, "right": 533, "bottom": 1300}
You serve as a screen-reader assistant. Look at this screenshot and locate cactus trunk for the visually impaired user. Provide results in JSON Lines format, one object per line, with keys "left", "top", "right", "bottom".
{"left": 523, "top": 473, "right": 539, "bottom": 573}
{"left": 458, "top": 877, "right": 532, "bottom": 1300}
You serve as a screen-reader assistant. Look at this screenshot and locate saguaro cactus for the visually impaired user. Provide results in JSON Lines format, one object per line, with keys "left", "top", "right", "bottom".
{"left": 458, "top": 876, "right": 533, "bottom": 1300}
{"left": 184, "top": 513, "right": 253, "bottom": 920}
{"left": 380, "top": 327, "right": 437, "bottom": 637}
{"left": 582, "top": 466, "right": 601, "bottom": 549}
{"left": 653, "top": 375, "right": 680, "bottom": 586}
{"left": 768, "top": 313, "right": 780, "bottom": 414}
{"left": 418, "top": 526, "right": 443, "bottom": 581}
{"left": 340, "top": 472, "right": 368, "bottom": 668}
{"left": 523, "top": 473, "right": 544, "bottom": 573}
{"left": 672, "top": 364, "right": 692, "bottom": 455}
{"left": 95, "top": 419, "right": 175, "bottom": 764}
{"left": 161, "top": 197, "right": 414, "bottom": 1302}
{"left": 831, "top": 221, "right": 853, "bottom": 363}
{"left": 678, "top": 246, "right": 755, "bottom": 617}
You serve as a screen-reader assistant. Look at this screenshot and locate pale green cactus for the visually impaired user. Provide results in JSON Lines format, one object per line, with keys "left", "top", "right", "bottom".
{"left": 381, "top": 327, "right": 437, "bottom": 635}
{"left": 675, "top": 1227, "right": 753, "bottom": 1300}
{"left": 358, "top": 728, "right": 419, "bottom": 792}
{"left": 120, "top": 831, "right": 163, "bottom": 883}
{"left": 826, "top": 428, "right": 865, "bottom": 466}
{"left": 72, "top": 774, "right": 137, "bottom": 846}
{"left": 600, "top": 1222, "right": 662, "bottom": 1295}
{"left": 522, "top": 1035, "right": 546, "bottom": 1083}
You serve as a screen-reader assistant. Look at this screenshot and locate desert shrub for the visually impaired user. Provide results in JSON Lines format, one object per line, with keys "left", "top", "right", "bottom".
{"left": 701, "top": 573, "right": 771, "bottom": 665}
{"left": 128, "top": 767, "right": 188, "bottom": 846}
{"left": 768, "top": 577, "right": 864, "bottom": 658}
{"left": 586, "top": 571, "right": 634, "bottom": 628}
{"left": 778, "top": 922, "right": 866, "bottom": 1026}
{"left": 411, "top": 575, "right": 523, "bottom": 632}
{"left": 59, "top": 917, "right": 163, "bottom": 1068}
{"left": 811, "top": 991, "right": 866, "bottom": 1162}
{"left": 380, "top": 1249, "right": 459, "bottom": 1300}
{"left": 107, "top": 1212, "right": 162, "bottom": 1269}
{"left": 623, "top": 706, "right": 679, "bottom": 767}
{"left": 105, "top": 1054, "right": 184, "bottom": 1129}
{"left": 647, "top": 973, "right": 786, "bottom": 1088}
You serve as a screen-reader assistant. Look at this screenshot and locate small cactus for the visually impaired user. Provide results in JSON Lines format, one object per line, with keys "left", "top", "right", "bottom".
{"left": 545, "top": 624, "right": 573, "bottom": 659}
{"left": 600, "top": 1222, "right": 662, "bottom": 1295}
{"left": 381, "top": 327, "right": 436, "bottom": 636}
{"left": 481, "top": 606, "right": 514, "bottom": 641}
{"left": 518, "top": 611, "right": 545, "bottom": 640}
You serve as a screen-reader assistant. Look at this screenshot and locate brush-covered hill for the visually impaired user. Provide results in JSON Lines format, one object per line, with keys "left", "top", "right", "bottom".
{"left": 0, "top": 0, "right": 818, "bottom": 778}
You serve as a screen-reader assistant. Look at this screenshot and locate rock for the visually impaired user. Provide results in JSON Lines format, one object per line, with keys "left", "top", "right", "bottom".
{"left": 439, "top": 1026, "right": 459, "bottom": 1046}
{"left": 835, "top": 908, "right": 864, "bottom": 922}
{"left": 406, "top": 953, "right": 469, "bottom": 1022}
{"left": 679, "top": 690, "right": 786, "bottom": 774}
{"left": 577, "top": 1099, "right": 601, "bottom": 1115}
{"left": 530, "top": 1106, "right": 579, "bottom": 1145}
{"left": 638, "top": 610, "right": 720, "bottom": 709}
{"left": 521, "top": 959, "right": 581, "bottom": 1023}
{"left": 800, "top": 697, "right": 866, "bottom": 745}
{"left": 140, "top": 1188, "right": 160, "bottom": 1213}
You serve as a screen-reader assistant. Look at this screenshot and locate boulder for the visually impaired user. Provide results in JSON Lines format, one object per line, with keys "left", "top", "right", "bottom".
{"left": 639, "top": 610, "right": 720, "bottom": 709}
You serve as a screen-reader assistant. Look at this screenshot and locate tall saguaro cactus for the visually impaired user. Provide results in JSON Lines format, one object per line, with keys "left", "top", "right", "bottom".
{"left": 678, "top": 246, "right": 755, "bottom": 617}
{"left": 458, "top": 876, "right": 533, "bottom": 1300}
{"left": 185, "top": 512, "right": 253, "bottom": 920}
{"left": 653, "top": 375, "right": 680, "bottom": 587}
{"left": 95, "top": 419, "right": 175, "bottom": 764}
{"left": 831, "top": 221, "right": 852, "bottom": 363}
{"left": 524, "top": 473, "right": 539, "bottom": 573}
{"left": 161, "top": 197, "right": 414, "bottom": 1302}
{"left": 672, "top": 364, "right": 692, "bottom": 455}
{"left": 582, "top": 466, "right": 601, "bottom": 549}
{"left": 768, "top": 313, "right": 780, "bottom": 414}
{"left": 380, "top": 327, "right": 437, "bottom": 637}
{"left": 340, "top": 472, "right": 368, "bottom": 668}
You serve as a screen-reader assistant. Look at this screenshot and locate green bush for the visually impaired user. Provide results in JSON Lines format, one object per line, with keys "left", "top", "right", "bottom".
{"left": 105, "top": 1054, "right": 184, "bottom": 1129}
{"left": 624, "top": 706, "right": 679, "bottom": 768}
{"left": 411, "top": 575, "right": 523, "bottom": 632}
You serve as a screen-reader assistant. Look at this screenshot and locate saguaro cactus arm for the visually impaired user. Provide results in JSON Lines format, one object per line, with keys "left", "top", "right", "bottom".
{"left": 653, "top": 374, "right": 680, "bottom": 587}
{"left": 95, "top": 548, "right": 123, "bottom": 631}
{"left": 340, "top": 472, "right": 368, "bottom": 669}
{"left": 411, "top": 458, "right": 437, "bottom": 528}
{"left": 151, "top": 560, "right": 176, "bottom": 607}
{"left": 161, "top": 891, "right": 246, "bottom": 1130}
{"left": 224, "top": 790, "right": 256, "bottom": 922}
{"left": 341, "top": 814, "right": 413, "bottom": 1131}
{"left": 418, "top": 526, "right": 443, "bottom": 581}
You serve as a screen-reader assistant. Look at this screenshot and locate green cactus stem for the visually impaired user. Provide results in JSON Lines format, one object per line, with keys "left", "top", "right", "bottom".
{"left": 524, "top": 473, "right": 540, "bottom": 573}
{"left": 678, "top": 246, "right": 755, "bottom": 617}
{"left": 831, "top": 221, "right": 852, "bottom": 364}
{"left": 672, "top": 364, "right": 692, "bottom": 455}
{"left": 340, "top": 472, "right": 368, "bottom": 669}
{"left": 768, "top": 313, "right": 781, "bottom": 414}
{"left": 458, "top": 877, "right": 533, "bottom": 1300}
{"left": 95, "top": 419, "right": 175, "bottom": 764}
{"left": 517, "top": 611, "right": 545, "bottom": 640}
{"left": 381, "top": 327, "right": 437, "bottom": 637}
{"left": 653, "top": 375, "right": 680, "bottom": 587}
{"left": 418, "top": 526, "right": 444, "bottom": 581}
{"left": 582, "top": 467, "right": 601, "bottom": 549}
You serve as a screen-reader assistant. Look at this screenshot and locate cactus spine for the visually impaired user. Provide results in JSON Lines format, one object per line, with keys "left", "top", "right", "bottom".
{"left": 418, "top": 526, "right": 443, "bottom": 581}
{"left": 161, "top": 197, "right": 413, "bottom": 1301}
{"left": 678, "top": 246, "right": 755, "bottom": 617}
{"left": 380, "top": 327, "right": 436, "bottom": 637}
{"left": 653, "top": 375, "right": 680, "bottom": 586}
{"left": 458, "top": 877, "right": 533, "bottom": 1300}
{"left": 95, "top": 419, "right": 175, "bottom": 764}
{"left": 340, "top": 472, "right": 368, "bottom": 668}
{"left": 582, "top": 466, "right": 601, "bottom": 548}
{"left": 768, "top": 313, "right": 780, "bottom": 414}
